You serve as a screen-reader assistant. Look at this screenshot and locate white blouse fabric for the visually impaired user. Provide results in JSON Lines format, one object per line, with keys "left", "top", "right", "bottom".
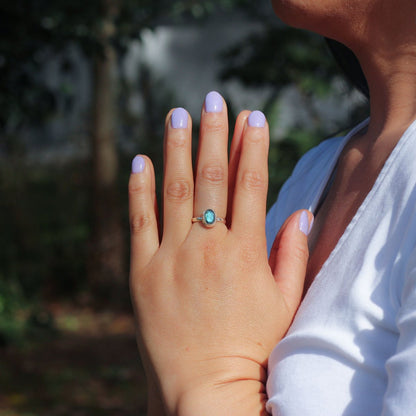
{"left": 265, "top": 119, "right": 416, "bottom": 415}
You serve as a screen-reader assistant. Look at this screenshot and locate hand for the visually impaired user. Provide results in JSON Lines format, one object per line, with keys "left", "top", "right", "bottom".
{"left": 128, "top": 92, "right": 312, "bottom": 416}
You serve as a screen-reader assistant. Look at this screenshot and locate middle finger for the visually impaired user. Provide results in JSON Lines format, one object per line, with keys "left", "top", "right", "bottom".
{"left": 193, "top": 91, "right": 229, "bottom": 227}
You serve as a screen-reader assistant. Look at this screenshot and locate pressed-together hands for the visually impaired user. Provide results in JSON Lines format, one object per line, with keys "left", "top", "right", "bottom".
{"left": 128, "top": 92, "right": 313, "bottom": 416}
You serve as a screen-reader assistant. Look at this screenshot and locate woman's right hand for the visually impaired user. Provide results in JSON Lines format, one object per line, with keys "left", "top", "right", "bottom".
{"left": 129, "top": 92, "right": 312, "bottom": 415}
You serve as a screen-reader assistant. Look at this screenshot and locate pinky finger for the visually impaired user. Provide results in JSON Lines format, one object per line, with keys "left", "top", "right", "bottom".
{"left": 129, "top": 155, "right": 160, "bottom": 274}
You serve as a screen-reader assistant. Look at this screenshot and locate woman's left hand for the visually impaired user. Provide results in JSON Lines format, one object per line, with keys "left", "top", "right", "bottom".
{"left": 128, "top": 92, "right": 312, "bottom": 416}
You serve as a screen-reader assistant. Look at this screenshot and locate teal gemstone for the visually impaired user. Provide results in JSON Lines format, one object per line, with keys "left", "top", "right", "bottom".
{"left": 203, "top": 209, "right": 216, "bottom": 226}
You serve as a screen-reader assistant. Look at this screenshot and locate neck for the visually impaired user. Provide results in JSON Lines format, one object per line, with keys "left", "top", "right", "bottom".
{"left": 358, "top": 48, "right": 416, "bottom": 140}
{"left": 350, "top": 5, "right": 416, "bottom": 141}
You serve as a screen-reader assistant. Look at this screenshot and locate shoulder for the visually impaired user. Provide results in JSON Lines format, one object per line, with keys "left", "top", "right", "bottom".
{"left": 266, "top": 135, "right": 344, "bottom": 254}
{"left": 286, "top": 135, "right": 344, "bottom": 187}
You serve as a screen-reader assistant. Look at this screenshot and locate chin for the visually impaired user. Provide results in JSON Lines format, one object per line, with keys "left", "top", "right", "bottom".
{"left": 271, "top": 0, "right": 312, "bottom": 28}
{"left": 270, "top": 0, "right": 353, "bottom": 44}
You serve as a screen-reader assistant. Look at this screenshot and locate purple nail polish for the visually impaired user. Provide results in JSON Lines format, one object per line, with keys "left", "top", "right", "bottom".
{"left": 171, "top": 107, "right": 188, "bottom": 129}
{"left": 248, "top": 110, "right": 266, "bottom": 128}
{"left": 132, "top": 155, "right": 145, "bottom": 173}
{"left": 299, "top": 210, "right": 310, "bottom": 236}
{"left": 205, "top": 91, "right": 223, "bottom": 113}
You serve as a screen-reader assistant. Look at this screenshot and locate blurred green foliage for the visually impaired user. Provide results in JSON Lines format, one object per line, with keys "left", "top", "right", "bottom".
{"left": 0, "top": 161, "right": 89, "bottom": 295}
{"left": 0, "top": 277, "right": 27, "bottom": 345}
{"left": 221, "top": 27, "right": 337, "bottom": 95}
{"left": 0, "top": 159, "right": 91, "bottom": 344}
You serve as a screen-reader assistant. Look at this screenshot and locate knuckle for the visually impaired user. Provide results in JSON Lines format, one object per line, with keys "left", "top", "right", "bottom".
{"left": 292, "top": 243, "right": 309, "bottom": 264}
{"left": 129, "top": 179, "right": 148, "bottom": 195}
{"left": 203, "top": 118, "right": 225, "bottom": 134}
{"left": 246, "top": 129, "right": 266, "bottom": 144}
{"left": 200, "top": 164, "right": 226, "bottom": 185}
{"left": 167, "top": 133, "right": 187, "bottom": 149}
{"left": 130, "top": 213, "right": 154, "bottom": 234}
{"left": 279, "top": 232, "right": 308, "bottom": 264}
{"left": 166, "top": 179, "right": 193, "bottom": 202}
{"left": 240, "top": 169, "right": 267, "bottom": 192}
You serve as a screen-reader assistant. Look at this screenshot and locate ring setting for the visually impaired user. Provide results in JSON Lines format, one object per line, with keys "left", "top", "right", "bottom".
{"left": 192, "top": 209, "right": 226, "bottom": 228}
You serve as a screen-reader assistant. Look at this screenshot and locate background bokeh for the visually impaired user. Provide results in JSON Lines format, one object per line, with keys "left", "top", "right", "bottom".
{"left": 0, "top": 1, "right": 368, "bottom": 414}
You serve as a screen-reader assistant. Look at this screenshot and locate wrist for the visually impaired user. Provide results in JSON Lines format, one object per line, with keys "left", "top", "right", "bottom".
{"left": 159, "top": 357, "right": 269, "bottom": 416}
{"left": 176, "top": 379, "right": 268, "bottom": 416}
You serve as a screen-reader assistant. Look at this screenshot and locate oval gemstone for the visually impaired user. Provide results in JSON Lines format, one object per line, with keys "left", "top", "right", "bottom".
{"left": 203, "top": 209, "right": 216, "bottom": 226}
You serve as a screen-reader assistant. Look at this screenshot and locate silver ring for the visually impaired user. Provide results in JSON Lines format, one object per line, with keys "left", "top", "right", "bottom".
{"left": 192, "top": 209, "right": 226, "bottom": 228}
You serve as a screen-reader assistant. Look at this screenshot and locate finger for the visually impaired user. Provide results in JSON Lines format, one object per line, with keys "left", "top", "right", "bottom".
{"left": 129, "top": 155, "right": 160, "bottom": 272}
{"left": 162, "top": 107, "right": 194, "bottom": 245}
{"left": 150, "top": 156, "right": 161, "bottom": 241}
{"left": 193, "top": 91, "right": 229, "bottom": 227}
{"left": 269, "top": 210, "right": 314, "bottom": 314}
{"left": 227, "top": 110, "right": 250, "bottom": 226}
{"left": 231, "top": 111, "right": 269, "bottom": 237}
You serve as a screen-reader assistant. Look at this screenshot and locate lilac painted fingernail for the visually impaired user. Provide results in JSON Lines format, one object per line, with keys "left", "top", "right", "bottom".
{"left": 205, "top": 91, "right": 223, "bottom": 113}
{"left": 132, "top": 155, "right": 145, "bottom": 173}
{"left": 248, "top": 110, "right": 266, "bottom": 127}
{"left": 299, "top": 210, "right": 310, "bottom": 236}
{"left": 171, "top": 107, "right": 188, "bottom": 129}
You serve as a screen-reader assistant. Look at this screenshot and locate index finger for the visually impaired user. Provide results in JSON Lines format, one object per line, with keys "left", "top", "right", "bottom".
{"left": 129, "top": 155, "right": 160, "bottom": 273}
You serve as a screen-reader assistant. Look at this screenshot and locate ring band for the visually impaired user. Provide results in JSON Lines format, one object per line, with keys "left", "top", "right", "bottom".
{"left": 192, "top": 209, "right": 226, "bottom": 228}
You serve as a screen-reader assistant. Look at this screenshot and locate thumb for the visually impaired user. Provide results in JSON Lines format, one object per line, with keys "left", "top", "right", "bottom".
{"left": 269, "top": 210, "right": 313, "bottom": 315}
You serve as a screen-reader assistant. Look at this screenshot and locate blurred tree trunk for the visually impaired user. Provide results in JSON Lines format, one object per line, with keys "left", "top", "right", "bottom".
{"left": 88, "top": 0, "right": 126, "bottom": 305}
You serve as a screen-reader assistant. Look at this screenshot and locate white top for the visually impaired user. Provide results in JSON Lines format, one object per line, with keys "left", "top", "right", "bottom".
{"left": 265, "top": 119, "right": 416, "bottom": 415}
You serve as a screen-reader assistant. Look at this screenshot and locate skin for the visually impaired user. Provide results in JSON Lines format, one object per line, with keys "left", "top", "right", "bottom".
{"left": 130, "top": 0, "right": 416, "bottom": 414}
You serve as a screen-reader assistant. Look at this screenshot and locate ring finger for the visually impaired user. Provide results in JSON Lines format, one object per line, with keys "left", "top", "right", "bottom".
{"left": 193, "top": 91, "right": 229, "bottom": 228}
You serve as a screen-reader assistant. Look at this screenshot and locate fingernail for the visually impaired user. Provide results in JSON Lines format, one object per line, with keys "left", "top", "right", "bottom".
{"left": 308, "top": 215, "right": 314, "bottom": 234}
{"left": 171, "top": 107, "right": 188, "bottom": 129}
{"left": 205, "top": 91, "right": 223, "bottom": 113}
{"left": 132, "top": 155, "right": 145, "bottom": 173}
{"left": 248, "top": 110, "right": 266, "bottom": 127}
{"left": 299, "top": 210, "right": 310, "bottom": 236}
